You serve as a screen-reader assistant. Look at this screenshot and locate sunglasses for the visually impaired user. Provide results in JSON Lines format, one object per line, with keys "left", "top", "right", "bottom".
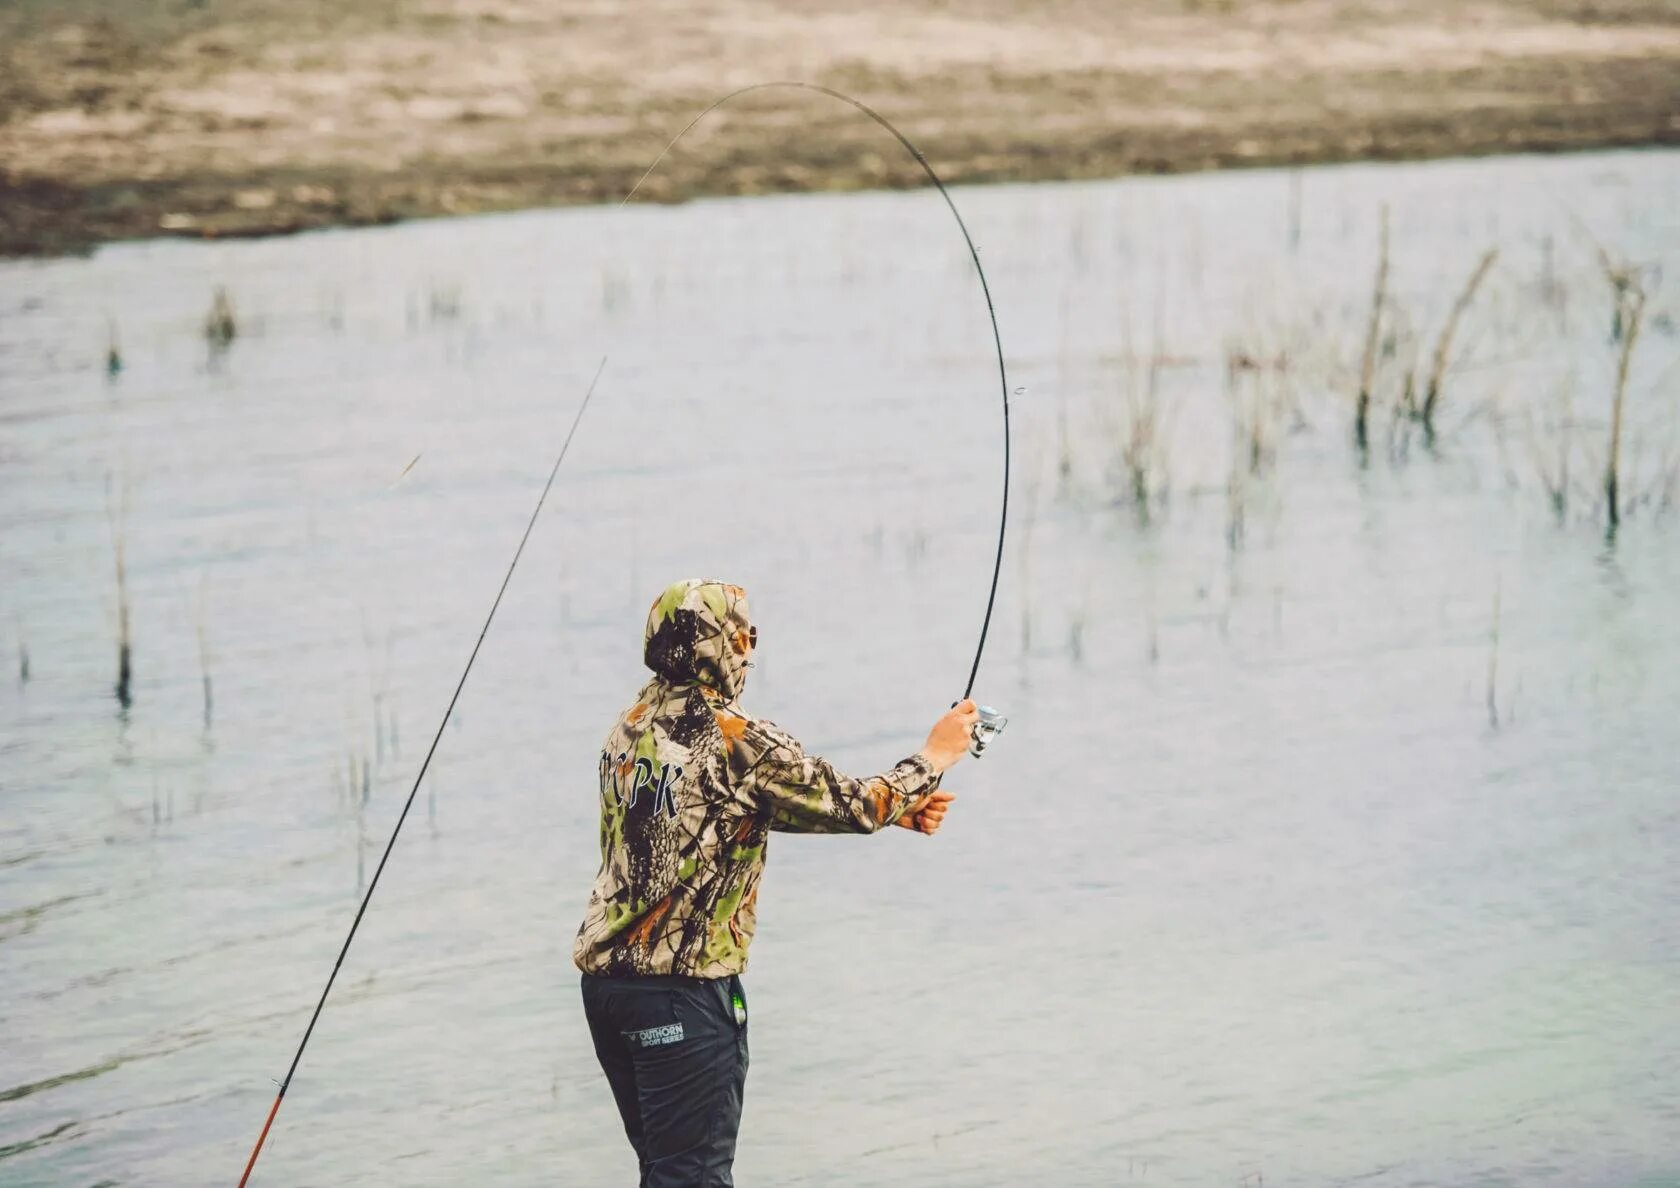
{"left": 747, "top": 626, "right": 758, "bottom": 647}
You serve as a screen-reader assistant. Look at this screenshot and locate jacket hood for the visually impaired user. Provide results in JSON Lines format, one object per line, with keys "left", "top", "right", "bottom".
{"left": 643, "top": 579, "right": 753, "bottom": 699}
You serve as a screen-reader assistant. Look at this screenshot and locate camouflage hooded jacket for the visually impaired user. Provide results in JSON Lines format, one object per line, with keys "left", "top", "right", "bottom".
{"left": 573, "top": 579, "right": 939, "bottom": 979}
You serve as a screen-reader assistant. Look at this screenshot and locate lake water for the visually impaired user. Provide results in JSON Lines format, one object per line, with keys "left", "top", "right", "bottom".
{"left": 2, "top": 148, "right": 1677, "bottom": 1187}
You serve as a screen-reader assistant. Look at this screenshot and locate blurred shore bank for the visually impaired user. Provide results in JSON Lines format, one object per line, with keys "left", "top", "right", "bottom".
{"left": 2, "top": 0, "right": 1678, "bottom": 257}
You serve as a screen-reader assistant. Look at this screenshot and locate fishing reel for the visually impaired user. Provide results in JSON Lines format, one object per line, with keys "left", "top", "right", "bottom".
{"left": 969, "top": 705, "right": 1008, "bottom": 758}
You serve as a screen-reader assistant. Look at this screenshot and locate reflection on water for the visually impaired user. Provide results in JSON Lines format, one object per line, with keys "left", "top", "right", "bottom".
{"left": 2, "top": 150, "right": 1678, "bottom": 1187}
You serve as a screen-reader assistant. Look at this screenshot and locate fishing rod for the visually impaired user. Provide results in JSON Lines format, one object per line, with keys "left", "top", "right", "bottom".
{"left": 237, "top": 82, "right": 1012, "bottom": 1184}
{"left": 236, "top": 358, "right": 604, "bottom": 1186}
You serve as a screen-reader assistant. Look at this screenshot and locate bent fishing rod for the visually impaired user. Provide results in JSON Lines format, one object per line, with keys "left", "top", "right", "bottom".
{"left": 622, "top": 81, "right": 1012, "bottom": 705}
{"left": 237, "top": 83, "right": 1010, "bottom": 1185}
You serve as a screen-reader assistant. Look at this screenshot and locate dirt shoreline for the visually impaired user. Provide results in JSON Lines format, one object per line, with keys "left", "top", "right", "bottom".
{"left": 3, "top": 0, "right": 1678, "bottom": 258}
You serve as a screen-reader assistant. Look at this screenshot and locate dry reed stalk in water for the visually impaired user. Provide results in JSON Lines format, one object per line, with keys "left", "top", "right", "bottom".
{"left": 205, "top": 287, "right": 237, "bottom": 347}
{"left": 1356, "top": 206, "right": 1390, "bottom": 453}
{"left": 1287, "top": 170, "right": 1302, "bottom": 252}
{"left": 1130, "top": 359, "right": 1161, "bottom": 515}
{"left": 1017, "top": 468, "right": 1040, "bottom": 654}
{"left": 362, "top": 619, "right": 393, "bottom": 766}
{"left": 1226, "top": 339, "right": 1287, "bottom": 478}
{"left": 1529, "top": 381, "right": 1574, "bottom": 522}
{"left": 106, "top": 476, "right": 132, "bottom": 708}
{"left": 194, "top": 574, "right": 212, "bottom": 731}
{"left": 1226, "top": 462, "right": 1247, "bottom": 552}
{"left": 1223, "top": 351, "right": 1250, "bottom": 550}
{"left": 1136, "top": 400, "right": 1159, "bottom": 514}
{"left": 1116, "top": 336, "right": 1170, "bottom": 524}
{"left": 1056, "top": 392, "right": 1073, "bottom": 492}
{"left": 1420, "top": 248, "right": 1499, "bottom": 440}
{"left": 1603, "top": 269, "right": 1646, "bottom": 536}
{"left": 106, "top": 317, "right": 122, "bottom": 378}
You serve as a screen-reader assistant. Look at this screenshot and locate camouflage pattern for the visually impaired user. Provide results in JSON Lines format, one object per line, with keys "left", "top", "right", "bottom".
{"left": 573, "top": 578, "right": 938, "bottom": 979}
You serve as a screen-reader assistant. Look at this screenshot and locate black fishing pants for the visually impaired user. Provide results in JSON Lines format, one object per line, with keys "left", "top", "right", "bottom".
{"left": 581, "top": 972, "right": 749, "bottom": 1188}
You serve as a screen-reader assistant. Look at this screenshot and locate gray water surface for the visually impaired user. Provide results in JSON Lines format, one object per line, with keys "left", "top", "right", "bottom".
{"left": 2, "top": 150, "right": 1678, "bottom": 1187}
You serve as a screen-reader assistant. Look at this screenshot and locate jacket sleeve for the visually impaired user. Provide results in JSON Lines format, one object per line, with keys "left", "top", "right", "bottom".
{"left": 731, "top": 716, "right": 939, "bottom": 834}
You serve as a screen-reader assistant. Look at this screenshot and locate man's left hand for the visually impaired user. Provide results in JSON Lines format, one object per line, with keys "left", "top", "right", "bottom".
{"left": 895, "top": 789, "right": 955, "bottom": 835}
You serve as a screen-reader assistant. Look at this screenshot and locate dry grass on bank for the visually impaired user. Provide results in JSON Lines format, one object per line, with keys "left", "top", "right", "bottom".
{"left": 2, "top": 0, "right": 1678, "bottom": 255}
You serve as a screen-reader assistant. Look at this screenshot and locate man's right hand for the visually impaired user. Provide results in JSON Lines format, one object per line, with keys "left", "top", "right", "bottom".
{"left": 919, "top": 699, "right": 980, "bottom": 773}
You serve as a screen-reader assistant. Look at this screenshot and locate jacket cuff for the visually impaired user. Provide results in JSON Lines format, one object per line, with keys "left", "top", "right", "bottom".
{"left": 894, "top": 753, "right": 940, "bottom": 805}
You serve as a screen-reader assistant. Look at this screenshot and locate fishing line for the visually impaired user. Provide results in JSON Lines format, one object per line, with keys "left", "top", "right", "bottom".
{"left": 236, "top": 357, "right": 604, "bottom": 1187}
{"left": 237, "top": 81, "right": 1011, "bottom": 1184}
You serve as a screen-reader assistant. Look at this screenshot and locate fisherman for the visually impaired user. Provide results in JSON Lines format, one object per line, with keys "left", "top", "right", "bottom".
{"left": 575, "top": 578, "right": 978, "bottom": 1186}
